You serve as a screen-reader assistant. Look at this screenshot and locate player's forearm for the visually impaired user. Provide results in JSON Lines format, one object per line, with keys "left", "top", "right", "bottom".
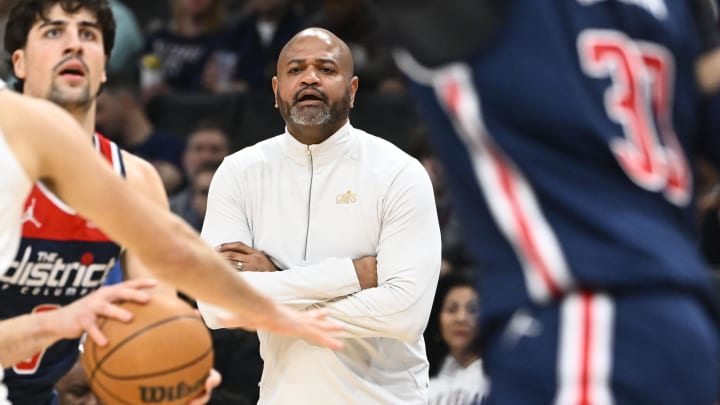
{"left": 122, "top": 252, "right": 177, "bottom": 298}
{"left": 153, "top": 224, "right": 279, "bottom": 326}
{"left": 0, "top": 312, "right": 60, "bottom": 367}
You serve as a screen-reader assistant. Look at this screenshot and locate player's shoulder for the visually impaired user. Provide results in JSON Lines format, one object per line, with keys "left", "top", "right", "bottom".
{"left": 120, "top": 150, "right": 155, "bottom": 179}
{"left": 119, "top": 150, "right": 168, "bottom": 202}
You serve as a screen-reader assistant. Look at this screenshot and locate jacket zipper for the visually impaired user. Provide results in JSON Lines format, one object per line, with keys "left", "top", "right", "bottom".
{"left": 304, "top": 146, "right": 313, "bottom": 260}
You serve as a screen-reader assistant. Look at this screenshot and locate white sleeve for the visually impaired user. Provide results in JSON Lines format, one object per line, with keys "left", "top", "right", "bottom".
{"left": 313, "top": 160, "right": 442, "bottom": 342}
{"left": 197, "top": 159, "right": 362, "bottom": 328}
{"left": 0, "top": 365, "right": 8, "bottom": 405}
{"left": 198, "top": 158, "right": 253, "bottom": 248}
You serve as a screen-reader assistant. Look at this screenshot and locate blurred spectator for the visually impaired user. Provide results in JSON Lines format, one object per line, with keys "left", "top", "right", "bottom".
{"left": 181, "top": 121, "right": 232, "bottom": 178}
{"left": 96, "top": 74, "right": 185, "bottom": 194}
{"left": 409, "top": 128, "right": 472, "bottom": 275}
{"left": 0, "top": 0, "right": 14, "bottom": 81}
{"left": 107, "top": 0, "right": 143, "bottom": 74}
{"left": 55, "top": 360, "right": 103, "bottom": 405}
{"left": 171, "top": 160, "right": 219, "bottom": 230}
{"left": 189, "top": 161, "right": 216, "bottom": 224}
{"left": 425, "top": 272, "right": 487, "bottom": 405}
{"left": 305, "top": 0, "right": 404, "bottom": 93}
{"left": 170, "top": 122, "right": 231, "bottom": 228}
{"left": 142, "top": 0, "right": 230, "bottom": 97}
{"left": 202, "top": 0, "right": 304, "bottom": 93}
{"left": 696, "top": 160, "right": 720, "bottom": 270}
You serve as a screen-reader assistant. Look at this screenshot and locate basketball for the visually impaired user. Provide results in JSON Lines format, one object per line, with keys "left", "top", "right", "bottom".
{"left": 80, "top": 294, "right": 214, "bottom": 405}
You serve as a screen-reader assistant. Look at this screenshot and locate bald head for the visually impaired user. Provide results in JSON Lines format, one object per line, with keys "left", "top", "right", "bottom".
{"left": 277, "top": 28, "right": 354, "bottom": 76}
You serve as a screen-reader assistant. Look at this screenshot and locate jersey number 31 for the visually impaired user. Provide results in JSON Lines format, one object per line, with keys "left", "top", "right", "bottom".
{"left": 578, "top": 29, "right": 691, "bottom": 206}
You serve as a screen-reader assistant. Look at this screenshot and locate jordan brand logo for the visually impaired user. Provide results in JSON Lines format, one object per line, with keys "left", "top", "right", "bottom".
{"left": 21, "top": 198, "right": 42, "bottom": 228}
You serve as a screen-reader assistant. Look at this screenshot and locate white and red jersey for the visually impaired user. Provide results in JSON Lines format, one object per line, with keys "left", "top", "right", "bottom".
{"left": 1, "top": 133, "right": 125, "bottom": 405}
{"left": 0, "top": 79, "right": 33, "bottom": 276}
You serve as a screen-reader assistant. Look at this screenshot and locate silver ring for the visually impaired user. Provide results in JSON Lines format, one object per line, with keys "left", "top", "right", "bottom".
{"left": 236, "top": 261, "right": 244, "bottom": 270}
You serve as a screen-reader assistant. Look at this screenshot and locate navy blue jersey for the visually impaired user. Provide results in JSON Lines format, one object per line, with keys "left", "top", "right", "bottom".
{"left": 398, "top": 0, "right": 720, "bottom": 324}
{"left": 0, "top": 134, "right": 124, "bottom": 404}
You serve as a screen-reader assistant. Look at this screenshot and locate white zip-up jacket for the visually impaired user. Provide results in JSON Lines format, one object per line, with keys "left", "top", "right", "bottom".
{"left": 198, "top": 122, "right": 441, "bottom": 405}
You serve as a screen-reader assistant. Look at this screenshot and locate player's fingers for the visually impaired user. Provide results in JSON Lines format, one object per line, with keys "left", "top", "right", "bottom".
{"left": 304, "top": 308, "right": 339, "bottom": 326}
{"left": 187, "top": 370, "right": 220, "bottom": 405}
{"left": 85, "top": 323, "right": 108, "bottom": 347}
{"left": 310, "top": 328, "right": 343, "bottom": 351}
{"left": 303, "top": 309, "right": 344, "bottom": 350}
{"left": 187, "top": 391, "right": 210, "bottom": 405}
{"left": 207, "top": 368, "right": 222, "bottom": 387}
{"left": 309, "top": 316, "right": 343, "bottom": 334}
{"left": 97, "top": 302, "right": 135, "bottom": 323}
{"left": 102, "top": 283, "right": 153, "bottom": 304}
{"left": 117, "top": 278, "right": 158, "bottom": 290}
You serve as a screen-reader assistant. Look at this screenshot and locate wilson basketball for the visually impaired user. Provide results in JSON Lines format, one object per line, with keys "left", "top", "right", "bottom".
{"left": 81, "top": 294, "right": 214, "bottom": 405}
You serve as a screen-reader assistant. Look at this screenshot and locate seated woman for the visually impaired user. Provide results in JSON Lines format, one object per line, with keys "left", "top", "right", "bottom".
{"left": 425, "top": 271, "right": 487, "bottom": 405}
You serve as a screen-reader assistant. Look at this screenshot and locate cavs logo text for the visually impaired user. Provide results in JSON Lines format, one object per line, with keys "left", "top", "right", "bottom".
{"left": 336, "top": 190, "right": 357, "bottom": 204}
{"left": 0, "top": 246, "right": 115, "bottom": 297}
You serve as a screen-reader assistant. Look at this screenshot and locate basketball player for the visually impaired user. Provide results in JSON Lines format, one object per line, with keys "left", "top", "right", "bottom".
{"left": 198, "top": 28, "right": 441, "bottom": 404}
{"left": 1, "top": 1, "right": 341, "bottom": 403}
{"left": 374, "top": 0, "right": 720, "bottom": 403}
{"left": 0, "top": 78, "right": 342, "bottom": 403}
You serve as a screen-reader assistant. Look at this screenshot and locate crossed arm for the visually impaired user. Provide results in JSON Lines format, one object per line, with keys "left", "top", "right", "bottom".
{"left": 198, "top": 160, "right": 442, "bottom": 342}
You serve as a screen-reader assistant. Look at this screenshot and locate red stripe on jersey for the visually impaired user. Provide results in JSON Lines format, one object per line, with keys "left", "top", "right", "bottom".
{"left": 491, "top": 147, "right": 562, "bottom": 297}
{"left": 579, "top": 292, "right": 593, "bottom": 405}
{"left": 95, "top": 133, "right": 114, "bottom": 162}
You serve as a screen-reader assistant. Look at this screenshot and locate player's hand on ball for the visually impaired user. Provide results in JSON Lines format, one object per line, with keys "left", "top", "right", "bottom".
{"left": 81, "top": 294, "right": 214, "bottom": 405}
{"left": 56, "top": 278, "right": 157, "bottom": 345}
{"left": 188, "top": 368, "right": 221, "bottom": 405}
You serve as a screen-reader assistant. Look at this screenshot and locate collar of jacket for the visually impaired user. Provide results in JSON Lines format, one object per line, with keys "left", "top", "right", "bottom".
{"left": 280, "top": 121, "right": 355, "bottom": 166}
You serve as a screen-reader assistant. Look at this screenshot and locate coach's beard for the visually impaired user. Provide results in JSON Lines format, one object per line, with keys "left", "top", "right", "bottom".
{"left": 278, "top": 88, "right": 352, "bottom": 128}
{"left": 290, "top": 103, "right": 331, "bottom": 126}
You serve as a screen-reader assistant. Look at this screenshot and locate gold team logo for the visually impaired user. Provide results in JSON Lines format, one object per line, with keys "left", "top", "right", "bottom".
{"left": 336, "top": 190, "right": 357, "bottom": 204}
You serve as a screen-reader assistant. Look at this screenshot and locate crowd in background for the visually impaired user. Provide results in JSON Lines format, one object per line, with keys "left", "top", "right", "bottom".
{"left": 1, "top": 0, "right": 720, "bottom": 404}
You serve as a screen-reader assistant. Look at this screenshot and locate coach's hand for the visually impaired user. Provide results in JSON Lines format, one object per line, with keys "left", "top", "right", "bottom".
{"left": 217, "top": 241, "right": 278, "bottom": 272}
